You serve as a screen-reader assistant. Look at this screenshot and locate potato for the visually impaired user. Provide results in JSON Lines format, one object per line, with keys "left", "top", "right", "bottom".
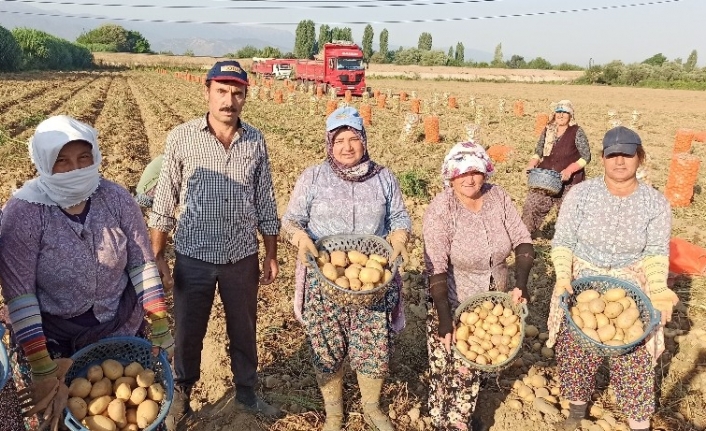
{"left": 595, "top": 313, "right": 610, "bottom": 328}
{"left": 329, "top": 251, "right": 348, "bottom": 267}
{"left": 604, "top": 339, "right": 624, "bottom": 346}
{"left": 101, "top": 359, "right": 124, "bottom": 381}
{"left": 624, "top": 325, "right": 644, "bottom": 343}
{"left": 120, "top": 425, "right": 139, "bottom": 431}
{"left": 500, "top": 314, "right": 518, "bottom": 326}
{"left": 365, "top": 259, "right": 384, "bottom": 273}
{"left": 502, "top": 324, "right": 518, "bottom": 337}
{"left": 579, "top": 311, "right": 597, "bottom": 330}
{"left": 128, "top": 387, "right": 147, "bottom": 406}
{"left": 525, "top": 325, "right": 539, "bottom": 338}
{"left": 368, "top": 254, "right": 388, "bottom": 266}
{"left": 115, "top": 383, "right": 132, "bottom": 402}
{"left": 597, "top": 324, "right": 617, "bottom": 343}
{"left": 90, "top": 377, "right": 112, "bottom": 399}
{"left": 108, "top": 399, "right": 127, "bottom": 428}
{"left": 456, "top": 340, "right": 469, "bottom": 353}
{"left": 604, "top": 301, "right": 624, "bottom": 319}
{"left": 347, "top": 250, "right": 368, "bottom": 266}
{"left": 582, "top": 328, "right": 601, "bottom": 342}
{"left": 87, "top": 364, "right": 104, "bottom": 383}
{"left": 603, "top": 287, "right": 627, "bottom": 302}
{"left": 359, "top": 267, "right": 381, "bottom": 284}
{"left": 88, "top": 395, "right": 112, "bottom": 416}
{"left": 588, "top": 298, "right": 606, "bottom": 314}
{"left": 344, "top": 265, "right": 361, "bottom": 280}
{"left": 113, "top": 377, "right": 137, "bottom": 393}
{"left": 577, "top": 290, "right": 600, "bottom": 303}
{"left": 485, "top": 314, "right": 499, "bottom": 324}
{"left": 455, "top": 325, "right": 470, "bottom": 341}
{"left": 349, "top": 278, "right": 362, "bottom": 291}
{"left": 125, "top": 408, "right": 137, "bottom": 425}
{"left": 84, "top": 415, "right": 117, "bottom": 431}
{"left": 334, "top": 276, "right": 350, "bottom": 289}
{"left": 68, "top": 397, "right": 88, "bottom": 421}
{"left": 572, "top": 314, "right": 584, "bottom": 328}
{"left": 488, "top": 323, "right": 504, "bottom": 336}
{"left": 464, "top": 350, "right": 478, "bottom": 361}
{"left": 321, "top": 263, "right": 338, "bottom": 281}
{"left": 491, "top": 303, "right": 504, "bottom": 317}
{"left": 136, "top": 399, "right": 160, "bottom": 429}
{"left": 464, "top": 312, "right": 480, "bottom": 326}
{"left": 383, "top": 269, "right": 393, "bottom": 284}
{"left": 315, "top": 251, "right": 330, "bottom": 266}
{"left": 136, "top": 370, "right": 155, "bottom": 388}
{"left": 617, "top": 297, "right": 632, "bottom": 310}
{"left": 615, "top": 308, "right": 640, "bottom": 329}
{"left": 69, "top": 377, "right": 92, "bottom": 398}
{"left": 123, "top": 362, "right": 144, "bottom": 379}
{"left": 361, "top": 282, "right": 375, "bottom": 291}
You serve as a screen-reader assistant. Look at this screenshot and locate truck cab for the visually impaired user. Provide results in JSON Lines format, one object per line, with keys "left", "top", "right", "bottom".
{"left": 323, "top": 41, "right": 368, "bottom": 96}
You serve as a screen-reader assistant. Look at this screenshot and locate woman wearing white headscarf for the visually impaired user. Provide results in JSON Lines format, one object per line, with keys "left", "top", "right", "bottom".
{"left": 0, "top": 116, "right": 173, "bottom": 430}
{"left": 422, "top": 142, "right": 535, "bottom": 430}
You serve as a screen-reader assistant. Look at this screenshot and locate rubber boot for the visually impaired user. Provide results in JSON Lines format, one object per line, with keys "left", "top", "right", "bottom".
{"left": 356, "top": 372, "right": 394, "bottom": 431}
{"left": 316, "top": 368, "right": 345, "bottom": 431}
{"left": 557, "top": 402, "right": 587, "bottom": 431}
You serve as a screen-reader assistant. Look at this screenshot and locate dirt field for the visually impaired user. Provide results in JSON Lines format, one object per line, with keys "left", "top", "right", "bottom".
{"left": 0, "top": 70, "right": 705, "bottom": 431}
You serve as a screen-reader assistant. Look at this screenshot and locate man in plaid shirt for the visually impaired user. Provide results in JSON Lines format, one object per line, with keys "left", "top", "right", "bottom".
{"left": 149, "top": 60, "right": 282, "bottom": 429}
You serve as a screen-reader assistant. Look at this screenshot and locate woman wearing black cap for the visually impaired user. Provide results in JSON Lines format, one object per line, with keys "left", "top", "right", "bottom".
{"left": 546, "top": 126, "right": 678, "bottom": 431}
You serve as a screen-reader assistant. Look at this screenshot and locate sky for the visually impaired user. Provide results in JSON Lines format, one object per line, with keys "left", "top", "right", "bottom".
{"left": 24, "top": 0, "right": 705, "bottom": 66}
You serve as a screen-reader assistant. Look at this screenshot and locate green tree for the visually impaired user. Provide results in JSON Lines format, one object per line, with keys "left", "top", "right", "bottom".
{"left": 685, "top": 49, "right": 698, "bottom": 72}
{"left": 183, "top": 49, "right": 195, "bottom": 57}
{"left": 362, "top": 24, "right": 374, "bottom": 62}
{"left": 454, "top": 42, "right": 464, "bottom": 64}
{"left": 417, "top": 32, "right": 432, "bottom": 51}
{"left": 233, "top": 45, "right": 259, "bottom": 58}
{"left": 76, "top": 24, "right": 149, "bottom": 53}
{"left": 527, "top": 57, "right": 552, "bottom": 70}
{"left": 642, "top": 53, "right": 667, "bottom": 67}
{"left": 330, "top": 27, "right": 353, "bottom": 42}
{"left": 13, "top": 28, "right": 91, "bottom": 70}
{"left": 491, "top": 43, "right": 504, "bottom": 67}
{"left": 447, "top": 46, "right": 453, "bottom": 60}
{"left": 126, "top": 30, "right": 150, "bottom": 53}
{"left": 506, "top": 54, "right": 526, "bottom": 69}
{"left": 0, "top": 25, "right": 22, "bottom": 71}
{"left": 259, "top": 46, "right": 282, "bottom": 58}
{"left": 294, "top": 19, "right": 316, "bottom": 59}
{"left": 318, "top": 24, "right": 331, "bottom": 52}
{"left": 379, "top": 28, "right": 389, "bottom": 61}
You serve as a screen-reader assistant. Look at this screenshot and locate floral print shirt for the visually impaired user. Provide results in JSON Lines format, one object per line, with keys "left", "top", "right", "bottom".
{"left": 423, "top": 185, "right": 531, "bottom": 309}
{"left": 552, "top": 177, "right": 671, "bottom": 268}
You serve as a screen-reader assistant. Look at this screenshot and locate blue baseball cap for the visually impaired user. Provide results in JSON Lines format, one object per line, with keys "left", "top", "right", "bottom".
{"left": 326, "top": 106, "right": 363, "bottom": 132}
{"left": 603, "top": 126, "right": 642, "bottom": 156}
{"left": 206, "top": 60, "right": 249, "bottom": 86}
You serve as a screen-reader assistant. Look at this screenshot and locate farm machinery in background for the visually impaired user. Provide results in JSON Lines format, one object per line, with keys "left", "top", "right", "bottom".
{"left": 250, "top": 57, "right": 296, "bottom": 80}
{"left": 293, "top": 41, "right": 371, "bottom": 97}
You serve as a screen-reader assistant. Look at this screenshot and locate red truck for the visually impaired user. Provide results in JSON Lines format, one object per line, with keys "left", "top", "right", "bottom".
{"left": 294, "top": 41, "right": 370, "bottom": 96}
{"left": 250, "top": 58, "right": 297, "bottom": 80}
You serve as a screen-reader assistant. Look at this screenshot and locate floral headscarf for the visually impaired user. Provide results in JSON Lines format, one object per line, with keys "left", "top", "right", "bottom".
{"left": 441, "top": 141, "right": 495, "bottom": 187}
{"left": 326, "top": 125, "right": 383, "bottom": 182}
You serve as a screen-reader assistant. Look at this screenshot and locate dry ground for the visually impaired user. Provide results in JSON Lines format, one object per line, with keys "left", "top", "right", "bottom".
{"left": 0, "top": 70, "right": 705, "bottom": 431}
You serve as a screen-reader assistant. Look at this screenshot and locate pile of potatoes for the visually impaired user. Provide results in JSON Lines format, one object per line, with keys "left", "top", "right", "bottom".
{"left": 67, "top": 359, "right": 165, "bottom": 431}
{"left": 569, "top": 288, "right": 644, "bottom": 346}
{"left": 315, "top": 249, "right": 393, "bottom": 292}
{"left": 454, "top": 300, "right": 523, "bottom": 366}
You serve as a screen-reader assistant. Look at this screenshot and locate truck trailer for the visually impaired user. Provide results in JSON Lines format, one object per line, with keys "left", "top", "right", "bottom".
{"left": 293, "top": 41, "right": 370, "bottom": 97}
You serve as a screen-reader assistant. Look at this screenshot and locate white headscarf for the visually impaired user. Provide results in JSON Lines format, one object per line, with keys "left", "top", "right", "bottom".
{"left": 441, "top": 141, "right": 495, "bottom": 188}
{"left": 14, "top": 115, "right": 102, "bottom": 209}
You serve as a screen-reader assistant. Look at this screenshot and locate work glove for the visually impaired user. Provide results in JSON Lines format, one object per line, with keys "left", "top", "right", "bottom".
{"left": 19, "top": 358, "right": 73, "bottom": 431}
{"left": 292, "top": 229, "right": 318, "bottom": 267}
{"left": 560, "top": 161, "right": 583, "bottom": 182}
{"left": 429, "top": 273, "right": 453, "bottom": 353}
{"left": 644, "top": 255, "right": 679, "bottom": 325}
{"left": 387, "top": 230, "right": 409, "bottom": 269}
{"left": 551, "top": 246, "right": 574, "bottom": 295}
{"left": 150, "top": 316, "right": 175, "bottom": 359}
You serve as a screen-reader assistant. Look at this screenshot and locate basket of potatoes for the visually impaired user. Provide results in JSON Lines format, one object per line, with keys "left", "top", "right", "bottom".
{"left": 560, "top": 275, "right": 661, "bottom": 357}
{"left": 305, "top": 234, "right": 401, "bottom": 308}
{"left": 452, "top": 292, "right": 528, "bottom": 372}
{"left": 63, "top": 336, "right": 173, "bottom": 431}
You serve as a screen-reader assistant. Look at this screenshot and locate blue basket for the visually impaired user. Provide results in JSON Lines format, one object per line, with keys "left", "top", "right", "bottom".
{"left": 0, "top": 325, "right": 10, "bottom": 391}
{"left": 528, "top": 168, "right": 563, "bottom": 196}
{"left": 560, "top": 276, "right": 661, "bottom": 357}
{"left": 451, "top": 292, "right": 528, "bottom": 372}
{"left": 305, "top": 234, "right": 402, "bottom": 308}
{"left": 64, "top": 337, "right": 173, "bottom": 431}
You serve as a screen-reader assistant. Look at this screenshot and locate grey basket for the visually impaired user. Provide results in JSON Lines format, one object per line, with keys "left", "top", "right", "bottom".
{"left": 306, "top": 234, "right": 401, "bottom": 308}
{"left": 528, "top": 168, "right": 563, "bottom": 196}
{"left": 452, "top": 292, "right": 528, "bottom": 372}
{"left": 0, "top": 325, "right": 9, "bottom": 391}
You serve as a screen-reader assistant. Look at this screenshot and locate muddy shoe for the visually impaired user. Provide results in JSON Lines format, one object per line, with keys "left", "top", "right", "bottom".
{"left": 165, "top": 387, "right": 193, "bottom": 431}
{"left": 236, "top": 396, "right": 285, "bottom": 419}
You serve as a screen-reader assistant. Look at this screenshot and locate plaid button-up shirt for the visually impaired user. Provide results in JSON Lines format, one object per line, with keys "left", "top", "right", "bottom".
{"left": 149, "top": 114, "right": 280, "bottom": 264}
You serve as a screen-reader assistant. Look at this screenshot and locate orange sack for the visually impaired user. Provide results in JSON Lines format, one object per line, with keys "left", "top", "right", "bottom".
{"left": 669, "top": 237, "right": 706, "bottom": 276}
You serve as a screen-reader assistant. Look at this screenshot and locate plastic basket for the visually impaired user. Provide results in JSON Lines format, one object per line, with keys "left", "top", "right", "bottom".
{"left": 560, "top": 275, "right": 661, "bottom": 357}
{"left": 528, "top": 168, "right": 563, "bottom": 196}
{"left": 64, "top": 336, "right": 174, "bottom": 431}
{"left": 305, "top": 234, "right": 401, "bottom": 308}
{"left": 0, "top": 325, "right": 10, "bottom": 391}
{"left": 451, "top": 292, "right": 528, "bottom": 372}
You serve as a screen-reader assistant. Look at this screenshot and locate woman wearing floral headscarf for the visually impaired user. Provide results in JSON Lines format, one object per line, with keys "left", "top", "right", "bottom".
{"left": 423, "top": 142, "right": 535, "bottom": 430}
{"left": 0, "top": 116, "right": 173, "bottom": 430}
{"left": 281, "top": 106, "right": 411, "bottom": 431}
{"left": 522, "top": 100, "right": 591, "bottom": 238}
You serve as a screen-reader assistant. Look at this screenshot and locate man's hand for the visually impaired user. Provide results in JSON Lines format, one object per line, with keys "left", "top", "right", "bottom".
{"left": 155, "top": 256, "right": 174, "bottom": 291}
{"left": 260, "top": 255, "right": 279, "bottom": 285}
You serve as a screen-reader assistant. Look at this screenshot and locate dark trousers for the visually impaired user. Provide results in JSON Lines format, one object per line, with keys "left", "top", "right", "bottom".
{"left": 172, "top": 252, "right": 260, "bottom": 389}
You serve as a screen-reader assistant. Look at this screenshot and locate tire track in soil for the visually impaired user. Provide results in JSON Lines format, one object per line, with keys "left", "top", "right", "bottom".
{"left": 126, "top": 73, "right": 185, "bottom": 156}
{"left": 94, "top": 75, "right": 151, "bottom": 190}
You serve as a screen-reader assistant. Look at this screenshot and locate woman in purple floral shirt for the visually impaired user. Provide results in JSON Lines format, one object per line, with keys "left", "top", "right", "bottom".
{"left": 282, "top": 107, "right": 411, "bottom": 431}
{"left": 423, "top": 142, "right": 535, "bottom": 431}
{"left": 0, "top": 116, "right": 174, "bottom": 430}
